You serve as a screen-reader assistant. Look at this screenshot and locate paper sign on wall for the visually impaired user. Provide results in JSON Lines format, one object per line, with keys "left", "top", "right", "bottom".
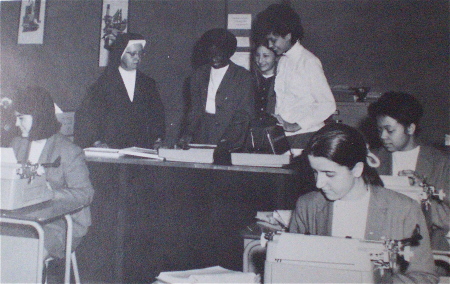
{"left": 227, "top": 14, "right": 252, "bottom": 30}
{"left": 98, "top": 0, "right": 129, "bottom": 67}
{"left": 18, "top": 0, "right": 46, "bottom": 44}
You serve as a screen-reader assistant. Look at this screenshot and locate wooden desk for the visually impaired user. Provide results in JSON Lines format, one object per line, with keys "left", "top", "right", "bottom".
{"left": 0, "top": 200, "right": 87, "bottom": 283}
{"left": 82, "top": 156, "right": 311, "bottom": 283}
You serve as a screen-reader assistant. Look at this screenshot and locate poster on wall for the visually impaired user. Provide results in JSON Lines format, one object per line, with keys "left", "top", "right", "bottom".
{"left": 98, "top": 0, "right": 129, "bottom": 67}
{"left": 17, "top": 0, "right": 46, "bottom": 44}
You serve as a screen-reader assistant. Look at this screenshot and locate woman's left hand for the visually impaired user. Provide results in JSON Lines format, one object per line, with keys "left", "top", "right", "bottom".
{"left": 398, "top": 170, "right": 425, "bottom": 186}
{"left": 273, "top": 114, "right": 301, "bottom": 132}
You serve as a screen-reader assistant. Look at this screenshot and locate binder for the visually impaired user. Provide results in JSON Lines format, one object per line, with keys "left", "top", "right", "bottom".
{"left": 264, "top": 125, "right": 291, "bottom": 155}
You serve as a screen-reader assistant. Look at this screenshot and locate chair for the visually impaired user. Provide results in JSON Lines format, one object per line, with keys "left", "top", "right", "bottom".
{"left": 44, "top": 251, "right": 81, "bottom": 284}
{"left": 433, "top": 250, "right": 450, "bottom": 284}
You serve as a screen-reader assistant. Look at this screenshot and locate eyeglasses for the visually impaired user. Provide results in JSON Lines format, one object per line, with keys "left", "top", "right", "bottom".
{"left": 125, "top": 51, "right": 145, "bottom": 57}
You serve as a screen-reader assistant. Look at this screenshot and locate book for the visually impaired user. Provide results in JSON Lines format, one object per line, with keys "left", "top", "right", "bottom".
{"left": 265, "top": 125, "right": 291, "bottom": 155}
{"left": 83, "top": 147, "right": 123, "bottom": 158}
{"left": 231, "top": 152, "right": 291, "bottom": 167}
{"left": 118, "top": 147, "right": 164, "bottom": 160}
{"left": 158, "top": 147, "right": 215, "bottom": 163}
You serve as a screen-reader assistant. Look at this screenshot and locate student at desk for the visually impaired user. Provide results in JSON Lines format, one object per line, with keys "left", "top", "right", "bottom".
{"left": 74, "top": 32, "right": 165, "bottom": 149}
{"left": 7, "top": 86, "right": 94, "bottom": 260}
{"left": 368, "top": 92, "right": 450, "bottom": 251}
{"left": 289, "top": 123, "right": 438, "bottom": 283}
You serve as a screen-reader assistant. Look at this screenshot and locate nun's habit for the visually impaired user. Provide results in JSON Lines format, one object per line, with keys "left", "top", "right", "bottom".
{"left": 74, "top": 33, "right": 165, "bottom": 149}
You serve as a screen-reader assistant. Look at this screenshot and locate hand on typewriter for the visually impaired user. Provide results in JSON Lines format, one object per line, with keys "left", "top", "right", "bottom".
{"left": 398, "top": 170, "right": 424, "bottom": 186}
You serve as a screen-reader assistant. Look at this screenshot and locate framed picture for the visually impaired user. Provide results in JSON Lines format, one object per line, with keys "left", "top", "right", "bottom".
{"left": 98, "top": 0, "right": 129, "bottom": 67}
{"left": 17, "top": 0, "right": 46, "bottom": 44}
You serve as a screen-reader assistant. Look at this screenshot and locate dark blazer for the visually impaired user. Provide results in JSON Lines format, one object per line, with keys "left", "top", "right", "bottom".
{"left": 289, "top": 186, "right": 438, "bottom": 283}
{"left": 373, "top": 145, "right": 450, "bottom": 250}
{"left": 11, "top": 133, "right": 94, "bottom": 258}
{"left": 74, "top": 68, "right": 165, "bottom": 149}
{"left": 185, "top": 62, "right": 254, "bottom": 145}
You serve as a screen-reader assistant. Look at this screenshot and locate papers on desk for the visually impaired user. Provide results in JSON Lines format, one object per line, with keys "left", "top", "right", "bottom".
{"left": 256, "top": 210, "right": 292, "bottom": 229}
{"left": 158, "top": 147, "right": 215, "bottom": 163}
{"left": 380, "top": 175, "right": 423, "bottom": 202}
{"left": 156, "top": 266, "right": 258, "bottom": 283}
{"left": 119, "top": 147, "right": 164, "bottom": 160}
{"left": 84, "top": 147, "right": 164, "bottom": 160}
{"left": 83, "top": 147, "right": 123, "bottom": 158}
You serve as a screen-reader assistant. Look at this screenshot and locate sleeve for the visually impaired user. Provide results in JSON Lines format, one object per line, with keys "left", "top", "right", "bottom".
{"left": 288, "top": 198, "right": 308, "bottom": 234}
{"left": 392, "top": 202, "right": 439, "bottom": 284}
{"left": 218, "top": 69, "right": 255, "bottom": 148}
{"left": 148, "top": 79, "right": 166, "bottom": 141}
{"left": 296, "top": 58, "right": 336, "bottom": 130}
{"left": 280, "top": 56, "right": 336, "bottom": 130}
{"left": 52, "top": 144, "right": 94, "bottom": 206}
{"left": 73, "top": 80, "right": 107, "bottom": 148}
{"left": 185, "top": 72, "right": 204, "bottom": 137}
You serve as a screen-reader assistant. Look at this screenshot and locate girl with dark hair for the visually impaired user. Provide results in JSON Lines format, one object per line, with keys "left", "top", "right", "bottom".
{"left": 10, "top": 86, "right": 94, "bottom": 260}
{"left": 369, "top": 92, "right": 449, "bottom": 251}
{"left": 289, "top": 123, "right": 438, "bottom": 283}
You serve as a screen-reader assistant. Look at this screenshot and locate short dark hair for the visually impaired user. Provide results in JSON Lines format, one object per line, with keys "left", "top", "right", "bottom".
{"left": 198, "top": 28, "right": 237, "bottom": 59}
{"left": 14, "top": 86, "right": 61, "bottom": 141}
{"left": 305, "top": 123, "right": 383, "bottom": 187}
{"left": 368, "top": 92, "right": 424, "bottom": 130}
{"left": 253, "top": 4, "right": 304, "bottom": 43}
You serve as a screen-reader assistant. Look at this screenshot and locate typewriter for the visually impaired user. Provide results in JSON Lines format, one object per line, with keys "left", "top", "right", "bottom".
{"left": 264, "top": 229, "right": 420, "bottom": 283}
{"left": 1, "top": 162, "right": 54, "bottom": 210}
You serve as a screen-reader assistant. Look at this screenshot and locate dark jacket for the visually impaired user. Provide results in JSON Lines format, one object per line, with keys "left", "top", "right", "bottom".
{"left": 185, "top": 62, "right": 254, "bottom": 146}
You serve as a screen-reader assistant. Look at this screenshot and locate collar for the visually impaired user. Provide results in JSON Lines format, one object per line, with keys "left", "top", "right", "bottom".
{"left": 283, "top": 41, "right": 304, "bottom": 59}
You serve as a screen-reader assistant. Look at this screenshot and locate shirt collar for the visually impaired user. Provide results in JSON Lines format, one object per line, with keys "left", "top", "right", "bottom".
{"left": 283, "top": 41, "right": 304, "bottom": 59}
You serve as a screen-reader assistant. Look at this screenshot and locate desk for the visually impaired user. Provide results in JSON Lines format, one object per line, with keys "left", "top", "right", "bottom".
{"left": 0, "top": 200, "right": 87, "bottom": 283}
{"left": 81, "top": 156, "right": 312, "bottom": 283}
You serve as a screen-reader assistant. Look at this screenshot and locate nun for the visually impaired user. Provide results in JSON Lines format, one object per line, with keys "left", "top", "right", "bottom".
{"left": 74, "top": 32, "right": 165, "bottom": 149}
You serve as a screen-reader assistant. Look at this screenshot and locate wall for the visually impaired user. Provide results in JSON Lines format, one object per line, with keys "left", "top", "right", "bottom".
{"left": 1, "top": 0, "right": 448, "bottom": 145}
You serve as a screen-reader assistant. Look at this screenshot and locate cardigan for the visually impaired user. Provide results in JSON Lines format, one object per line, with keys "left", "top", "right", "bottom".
{"left": 289, "top": 186, "right": 438, "bottom": 283}
{"left": 374, "top": 145, "right": 450, "bottom": 250}
{"left": 11, "top": 133, "right": 94, "bottom": 258}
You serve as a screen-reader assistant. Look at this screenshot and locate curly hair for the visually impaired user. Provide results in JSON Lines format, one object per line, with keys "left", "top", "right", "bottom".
{"left": 368, "top": 92, "right": 424, "bottom": 132}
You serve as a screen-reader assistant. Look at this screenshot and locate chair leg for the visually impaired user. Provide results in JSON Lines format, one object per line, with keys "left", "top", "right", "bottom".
{"left": 71, "top": 252, "right": 81, "bottom": 284}
{"left": 43, "top": 257, "right": 54, "bottom": 284}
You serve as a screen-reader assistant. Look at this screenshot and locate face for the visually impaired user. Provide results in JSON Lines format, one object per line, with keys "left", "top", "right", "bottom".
{"left": 207, "top": 44, "right": 230, "bottom": 69}
{"left": 266, "top": 32, "right": 293, "bottom": 55}
{"left": 255, "top": 45, "right": 277, "bottom": 75}
{"left": 376, "top": 115, "right": 415, "bottom": 152}
{"left": 15, "top": 111, "right": 33, "bottom": 138}
{"left": 120, "top": 43, "right": 144, "bottom": 71}
{"left": 308, "top": 155, "right": 362, "bottom": 201}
